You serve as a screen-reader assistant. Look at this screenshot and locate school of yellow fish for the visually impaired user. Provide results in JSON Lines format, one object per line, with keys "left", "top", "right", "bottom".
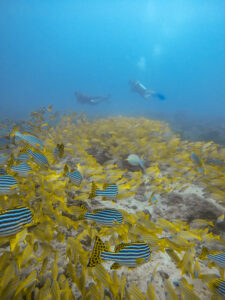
{"left": 0, "top": 107, "right": 225, "bottom": 300}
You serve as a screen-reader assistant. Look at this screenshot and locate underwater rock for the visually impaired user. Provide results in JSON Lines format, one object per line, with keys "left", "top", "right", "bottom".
{"left": 80, "top": 235, "right": 92, "bottom": 248}
{"left": 87, "top": 146, "right": 111, "bottom": 165}
{"left": 131, "top": 205, "right": 137, "bottom": 209}
{"left": 206, "top": 158, "right": 225, "bottom": 166}
{"left": 151, "top": 192, "right": 223, "bottom": 223}
{"left": 89, "top": 199, "right": 102, "bottom": 206}
{"left": 158, "top": 270, "right": 169, "bottom": 280}
{"left": 66, "top": 191, "right": 76, "bottom": 200}
{"left": 169, "top": 114, "right": 225, "bottom": 146}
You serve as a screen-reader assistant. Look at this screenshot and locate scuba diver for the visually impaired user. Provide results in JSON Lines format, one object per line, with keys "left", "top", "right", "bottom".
{"left": 74, "top": 91, "right": 110, "bottom": 105}
{"left": 129, "top": 80, "right": 165, "bottom": 100}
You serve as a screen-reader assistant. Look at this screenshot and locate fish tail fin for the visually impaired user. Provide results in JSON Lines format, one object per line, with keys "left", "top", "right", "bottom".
{"left": 19, "top": 144, "right": 29, "bottom": 154}
{"left": 59, "top": 143, "right": 64, "bottom": 158}
{"left": 139, "top": 160, "right": 145, "bottom": 170}
{"left": 110, "top": 263, "right": 121, "bottom": 270}
{"left": 87, "top": 236, "right": 108, "bottom": 267}
{"left": 153, "top": 93, "right": 166, "bottom": 100}
{"left": 57, "top": 143, "right": 64, "bottom": 158}
{"left": 63, "top": 164, "right": 69, "bottom": 176}
{"left": 199, "top": 246, "right": 209, "bottom": 259}
{"left": 10, "top": 126, "right": 19, "bottom": 137}
{"left": 80, "top": 204, "right": 88, "bottom": 212}
{"left": 77, "top": 205, "right": 88, "bottom": 220}
{"left": 76, "top": 214, "right": 85, "bottom": 221}
{"left": 208, "top": 279, "right": 222, "bottom": 293}
{"left": 89, "top": 181, "right": 98, "bottom": 199}
{"left": 7, "top": 154, "right": 15, "bottom": 169}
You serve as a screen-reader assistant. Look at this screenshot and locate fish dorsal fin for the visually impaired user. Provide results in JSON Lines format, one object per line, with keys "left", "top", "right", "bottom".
{"left": 56, "top": 143, "right": 64, "bottom": 158}
{"left": 23, "top": 132, "right": 33, "bottom": 137}
{"left": 89, "top": 181, "right": 98, "bottom": 199}
{"left": 208, "top": 278, "right": 223, "bottom": 291}
{"left": 10, "top": 126, "right": 19, "bottom": 137}
{"left": 63, "top": 164, "right": 69, "bottom": 175}
{"left": 80, "top": 204, "right": 88, "bottom": 213}
{"left": 103, "top": 183, "right": 110, "bottom": 190}
{"left": 93, "top": 209, "right": 104, "bottom": 213}
{"left": 104, "top": 183, "right": 117, "bottom": 190}
{"left": 7, "top": 154, "right": 15, "bottom": 169}
{"left": 87, "top": 236, "right": 108, "bottom": 267}
{"left": 199, "top": 246, "right": 209, "bottom": 259}
{"left": 114, "top": 241, "right": 145, "bottom": 253}
{"left": 110, "top": 263, "right": 121, "bottom": 270}
{"left": 0, "top": 206, "right": 25, "bottom": 215}
{"left": 212, "top": 251, "right": 225, "bottom": 255}
{"left": 19, "top": 144, "right": 29, "bottom": 154}
{"left": 114, "top": 242, "right": 131, "bottom": 253}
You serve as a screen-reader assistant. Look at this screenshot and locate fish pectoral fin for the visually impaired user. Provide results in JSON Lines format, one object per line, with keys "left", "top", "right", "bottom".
{"left": 110, "top": 263, "right": 121, "bottom": 270}
{"left": 10, "top": 184, "right": 17, "bottom": 190}
{"left": 136, "top": 258, "right": 144, "bottom": 264}
{"left": 89, "top": 181, "right": 97, "bottom": 199}
{"left": 113, "top": 220, "right": 119, "bottom": 225}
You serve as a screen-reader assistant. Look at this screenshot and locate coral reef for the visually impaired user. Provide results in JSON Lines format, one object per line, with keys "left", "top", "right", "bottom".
{"left": 0, "top": 111, "right": 224, "bottom": 299}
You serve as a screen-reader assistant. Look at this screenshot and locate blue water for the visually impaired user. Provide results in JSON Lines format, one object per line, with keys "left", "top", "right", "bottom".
{"left": 0, "top": 0, "right": 224, "bottom": 120}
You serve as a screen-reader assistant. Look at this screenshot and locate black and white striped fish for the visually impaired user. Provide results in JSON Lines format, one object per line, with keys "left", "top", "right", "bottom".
{"left": 0, "top": 206, "right": 33, "bottom": 237}
{"left": 27, "top": 149, "right": 49, "bottom": 168}
{"left": 0, "top": 175, "right": 18, "bottom": 194}
{"left": 87, "top": 236, "right": 151, "bottom": 269}
{"left": 208, "top": 253, "right": 225, "bottom": 269}
{"left": 84, "top": 209, "right": 123, "bottom": 226}
{"left": 15, "top": 153, "right": 30, "bottom": 162}
{"left": 11, "top": 163, "right": 32, "bottom": 177}
{"left": 89, "top": 182, "right": 118, "bottom": 200}
{"left": 208, "top": 279, "right": 225, "bottom": 297}
{"left": 0, "top": 168, "right": 7, "bottom": 175}
{"left": 14, "top": 131, "right": 43, "bottom": 149}
{"left": 67, "top": 170, "right": 83, "bottom": 186}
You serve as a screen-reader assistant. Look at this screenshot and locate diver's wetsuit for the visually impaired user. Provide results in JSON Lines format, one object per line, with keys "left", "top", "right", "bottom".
{"left": 75, "top": 92, "right": 110, "bottom": 105}
{"left": 129, "top": 80, "right": 165, "bottom": 100}
{"left": 129, "top": 80, "right": 153, "bottom": 98}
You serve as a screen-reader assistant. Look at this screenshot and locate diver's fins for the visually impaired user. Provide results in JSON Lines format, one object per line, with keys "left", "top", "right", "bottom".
{"left": 153, "top": 93, "right": 166, "bottom": 100}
